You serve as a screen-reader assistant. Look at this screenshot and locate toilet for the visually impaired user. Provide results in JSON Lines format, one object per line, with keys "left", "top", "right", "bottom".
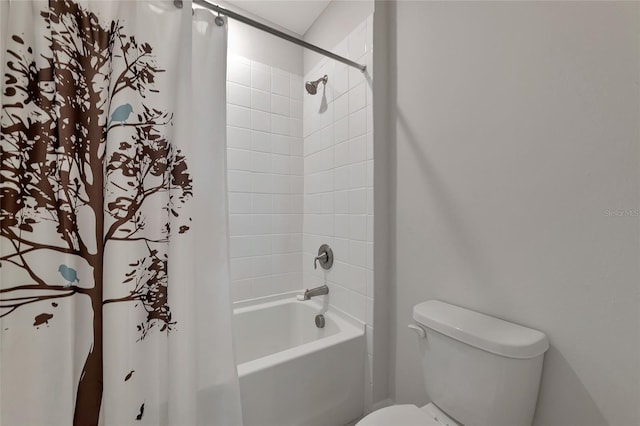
{"left": 357, "top": 300, "right": 549, "bottom": 426}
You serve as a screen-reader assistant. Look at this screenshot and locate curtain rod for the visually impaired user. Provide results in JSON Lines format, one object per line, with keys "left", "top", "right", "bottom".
{"left": 192, "top": 0, "right": 367, "bottom": 72}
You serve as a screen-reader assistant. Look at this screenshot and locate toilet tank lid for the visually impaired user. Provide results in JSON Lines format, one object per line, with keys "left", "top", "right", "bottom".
{"left": 413, "top": 300, "right": 549, "bottom": 359}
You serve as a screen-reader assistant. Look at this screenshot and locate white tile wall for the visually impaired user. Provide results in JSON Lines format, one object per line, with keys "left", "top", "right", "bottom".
{"left": 302, "top": 15, "right": 375, "bottom": 410}
{"left": 227, "top": 56, "right": 304, "bottom": 301}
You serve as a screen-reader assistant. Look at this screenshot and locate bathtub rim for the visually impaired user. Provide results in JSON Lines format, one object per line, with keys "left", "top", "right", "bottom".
{"left": 233, "top": 292, "right": 365, "bottom": 377}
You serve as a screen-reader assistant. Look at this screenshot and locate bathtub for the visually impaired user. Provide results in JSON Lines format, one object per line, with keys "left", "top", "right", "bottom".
{"left": 233, "top": 294, "right": 365, "bottom": 426}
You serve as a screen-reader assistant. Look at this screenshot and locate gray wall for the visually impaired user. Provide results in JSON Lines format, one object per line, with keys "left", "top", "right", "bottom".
{"left": 389, "top": 2, "right": 640, "bottom": 425}
{"left": 372, "top": 0, "right": 393, "bottom": 407}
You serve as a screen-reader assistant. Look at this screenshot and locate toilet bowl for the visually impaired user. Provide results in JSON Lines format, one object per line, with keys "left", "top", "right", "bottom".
{"left": 356, "top": 300, "right": 549, "bottom": 426}
{"left": 357, "top": 403, "right": 459, "bottom": 426}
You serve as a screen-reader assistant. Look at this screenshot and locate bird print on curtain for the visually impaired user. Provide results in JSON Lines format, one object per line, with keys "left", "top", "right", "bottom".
{"left": 109, "top": 103, "right": 134, "bottom": 127}
{"left": 0, "top": 1, "right": 192, "bottom": 424}
{"left": 59, "top": 264, "right": 80, "bottom": 287}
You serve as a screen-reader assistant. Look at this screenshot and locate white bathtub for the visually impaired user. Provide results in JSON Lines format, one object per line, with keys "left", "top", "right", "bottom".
{"left": 233, "top": 294, "right": 365, "bottom": 426}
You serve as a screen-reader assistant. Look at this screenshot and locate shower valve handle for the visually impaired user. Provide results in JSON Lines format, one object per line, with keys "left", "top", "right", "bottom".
{"left": 314, "top": 252, "right": 327, "bottom": 270}
{"left": 313, "top": 244, "right": 333, "bottom": 270}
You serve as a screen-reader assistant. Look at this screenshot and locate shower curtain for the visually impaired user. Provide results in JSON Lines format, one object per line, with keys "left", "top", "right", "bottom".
{"left": 0, "top": 1, "right": 242, "bottom": 424}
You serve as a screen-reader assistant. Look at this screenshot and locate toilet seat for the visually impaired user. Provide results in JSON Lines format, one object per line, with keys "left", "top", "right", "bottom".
{"left": 356, "top": 403, "right": 459, "bottom": 426}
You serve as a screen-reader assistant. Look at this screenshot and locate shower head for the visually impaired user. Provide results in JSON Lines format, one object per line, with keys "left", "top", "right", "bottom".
{"left": 305, "top": 75, "right": 328, "bottom": 95}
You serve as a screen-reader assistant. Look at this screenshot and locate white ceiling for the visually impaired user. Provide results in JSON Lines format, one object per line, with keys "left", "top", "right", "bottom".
{"left": 225, "top": 1, "right": 331, "bottom": 36}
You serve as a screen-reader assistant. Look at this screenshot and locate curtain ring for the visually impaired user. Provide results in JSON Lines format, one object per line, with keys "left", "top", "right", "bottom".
{"left": 215, "top": 12, "right": 225, "bottom": 27}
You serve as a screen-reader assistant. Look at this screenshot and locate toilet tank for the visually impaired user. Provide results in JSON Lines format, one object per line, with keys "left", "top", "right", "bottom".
{"left": 413, "top": 300, "right": 549, "bottom": 426}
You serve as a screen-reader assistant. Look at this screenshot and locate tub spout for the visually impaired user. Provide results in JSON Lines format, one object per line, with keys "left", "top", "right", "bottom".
{"left": 303, "top": 285, "right": 329, "bottom": 300}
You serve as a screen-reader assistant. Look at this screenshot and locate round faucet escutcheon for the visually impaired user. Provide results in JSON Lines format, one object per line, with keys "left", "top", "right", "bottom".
{"left": 314, "top": 244, "right": 333, "bottom": 270}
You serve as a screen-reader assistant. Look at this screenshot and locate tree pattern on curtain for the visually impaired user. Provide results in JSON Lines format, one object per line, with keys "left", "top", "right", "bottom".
{"left": 0, "top": 1, "right": 192, "bottom": 424}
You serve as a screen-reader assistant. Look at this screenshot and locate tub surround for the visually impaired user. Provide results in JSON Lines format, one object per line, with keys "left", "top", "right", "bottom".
{"left": 302, "top": 13, "right": 375, "bottom": 410}
{"left": 226, "top": 57, "right": 305, "bottom": 302}
{"left": 225, "top": 2, "right": 377, "bottom": 415}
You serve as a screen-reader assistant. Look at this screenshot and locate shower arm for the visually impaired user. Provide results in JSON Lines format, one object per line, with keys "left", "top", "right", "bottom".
{"left": 312, "top": 76, "right": 328, "bottom": 86}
